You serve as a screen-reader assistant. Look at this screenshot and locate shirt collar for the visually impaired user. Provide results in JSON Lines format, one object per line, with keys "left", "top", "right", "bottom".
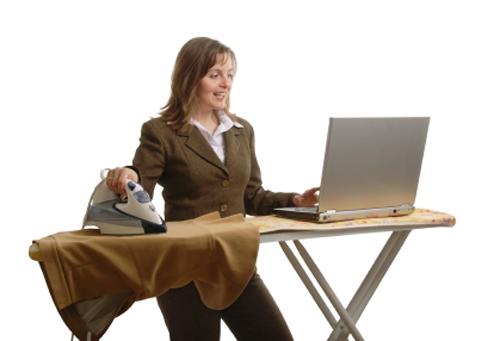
{"left": 218, "top": 112, "right": 244, "bottom": 129}
{"left": 191, "top": 112, "right": 243, "bottom": 137}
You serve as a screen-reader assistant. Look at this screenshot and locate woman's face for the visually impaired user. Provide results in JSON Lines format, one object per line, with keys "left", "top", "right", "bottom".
{"left": 196, "top": 54, "right": 234, "bottom": 115}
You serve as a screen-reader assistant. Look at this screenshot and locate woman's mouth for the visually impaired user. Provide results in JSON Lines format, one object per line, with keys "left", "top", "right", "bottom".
{"left": 214, "top": 92, "right": 227, "bottom": 99}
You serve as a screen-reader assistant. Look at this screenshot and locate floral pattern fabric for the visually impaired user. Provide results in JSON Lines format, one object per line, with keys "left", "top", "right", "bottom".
{"left": 248, "top": 208, "right": 456, "bottom": 234}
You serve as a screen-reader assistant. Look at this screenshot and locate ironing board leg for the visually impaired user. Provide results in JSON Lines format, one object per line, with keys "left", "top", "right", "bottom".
{"left": 292, "top": 240, "right": 365, "bottom": 341}
{"left": 329, "top": 230, "right": 411, "bottom": 341}
{"left": 279, "top": 241, "right": 338, "bottom": 328}
{"left": 279, "top": 230, "right": 411, "bottom": 341}
{"left": 70, "top": 331, "right": 93, "bottom": 341}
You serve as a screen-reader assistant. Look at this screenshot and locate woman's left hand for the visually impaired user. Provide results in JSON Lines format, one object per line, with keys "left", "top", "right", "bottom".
{"left": 293, "top": 187, "right": 320, "bottom": 207}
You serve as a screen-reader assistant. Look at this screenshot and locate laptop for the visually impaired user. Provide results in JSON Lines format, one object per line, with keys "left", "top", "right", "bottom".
{"left": 273, "top": 117, "right": 430, "bottom": 223}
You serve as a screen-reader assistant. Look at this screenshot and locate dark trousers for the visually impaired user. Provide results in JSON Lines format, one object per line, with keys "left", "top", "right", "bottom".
{"left": 157, "top": 272, "right": 294, "bottom": 341}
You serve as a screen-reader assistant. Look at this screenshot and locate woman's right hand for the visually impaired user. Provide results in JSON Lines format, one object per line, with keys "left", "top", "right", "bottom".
{"left": 106, "top": 167, "right": 139, "bottom": 199}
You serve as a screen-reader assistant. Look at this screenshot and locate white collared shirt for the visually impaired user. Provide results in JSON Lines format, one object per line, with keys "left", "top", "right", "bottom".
{"left": 191, "top": 113, "right": 244, "bottom": 164}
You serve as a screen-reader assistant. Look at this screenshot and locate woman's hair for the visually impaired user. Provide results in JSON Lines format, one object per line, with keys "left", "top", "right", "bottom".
{"left": 160, "top": 37, "right": 237, "bottom": 129}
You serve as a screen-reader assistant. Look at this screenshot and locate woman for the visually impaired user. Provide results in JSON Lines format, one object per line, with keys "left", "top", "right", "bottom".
{"left": 107, "top": 37, "right": 319, "bottom": 341}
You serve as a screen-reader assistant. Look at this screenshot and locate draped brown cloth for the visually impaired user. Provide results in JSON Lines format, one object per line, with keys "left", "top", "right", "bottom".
{"left": 31, "top": 212, "right": 259, "bottom": 341}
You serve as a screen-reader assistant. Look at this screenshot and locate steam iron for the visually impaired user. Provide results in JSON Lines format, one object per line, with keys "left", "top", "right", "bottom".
{"left": 83, "top": 170, "right": 167, "bottom": 235}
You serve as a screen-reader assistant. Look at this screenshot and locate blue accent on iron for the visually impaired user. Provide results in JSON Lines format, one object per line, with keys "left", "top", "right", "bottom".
{"left": 133, "top": 190, "right": 151, "bottom": 204}
{"left": 128, "top": 182, "right": 137, "bottom": 191}
{"left": 141, "top": 220, "right": 167, "bottom": 233}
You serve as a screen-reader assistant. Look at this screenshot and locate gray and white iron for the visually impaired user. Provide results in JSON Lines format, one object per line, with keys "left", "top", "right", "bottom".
{"left": 82, "top": 169, "right": 167, "bottom": 235}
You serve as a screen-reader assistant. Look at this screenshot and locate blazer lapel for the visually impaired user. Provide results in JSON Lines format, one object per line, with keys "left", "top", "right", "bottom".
{"left": 177, "top": 125, "right": 228, "bottom": 173}
{"left": 224, "top": 125, "right": 243, "bottom": 169}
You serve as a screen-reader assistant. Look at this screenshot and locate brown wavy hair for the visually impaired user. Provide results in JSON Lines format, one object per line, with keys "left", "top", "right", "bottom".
{"left": 160, "top": 37, "right": 237, "bottom": 129}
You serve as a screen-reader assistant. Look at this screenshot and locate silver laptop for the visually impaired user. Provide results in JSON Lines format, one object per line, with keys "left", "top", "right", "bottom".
{"left": 273, "top": 117, "right": 430, "bottom": 223}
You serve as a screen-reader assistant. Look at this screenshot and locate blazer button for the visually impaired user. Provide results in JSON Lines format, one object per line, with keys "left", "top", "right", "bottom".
{"left": 220, "top": 204, "right": 228, "bottom": 212}
{"left": 222, "top": 180, "right": 230, "bottom": 187}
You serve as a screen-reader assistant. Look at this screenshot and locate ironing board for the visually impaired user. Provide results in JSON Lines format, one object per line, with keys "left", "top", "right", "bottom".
{"left": 250, "top": 208, "right": 456, "bottom": 341}
{"left": 29, "top": 208, "right": 455, "bottom": 341}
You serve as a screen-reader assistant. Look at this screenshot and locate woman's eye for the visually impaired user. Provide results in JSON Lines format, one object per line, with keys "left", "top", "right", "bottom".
{"left": 228, "top": 74, "right": 234, "bottom": 79}
{"left": 210, "top": 73, "right": 219, "bottom": 79}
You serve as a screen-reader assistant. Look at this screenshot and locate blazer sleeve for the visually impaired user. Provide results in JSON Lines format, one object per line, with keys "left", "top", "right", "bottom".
{"left": 242, "top": 119, "right": 298, "bottom": 216}
{"left": 131, "top": 120, "right": 166, "bottom": 199}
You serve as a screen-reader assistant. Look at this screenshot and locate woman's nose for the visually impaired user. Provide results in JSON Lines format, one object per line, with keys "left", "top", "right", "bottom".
{"left": 220, "top": 76, "right": 232, "bottom": 88}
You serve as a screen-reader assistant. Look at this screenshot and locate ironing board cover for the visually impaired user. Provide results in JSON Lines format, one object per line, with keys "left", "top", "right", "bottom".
{"left": 31, "top": 208, "right": 455, "bottom": 340}
{"left": 251, "top": 208, "right": 456, "bottom": 233}
{"left": 32, "top": 212, "right": 259, "bottom": 341}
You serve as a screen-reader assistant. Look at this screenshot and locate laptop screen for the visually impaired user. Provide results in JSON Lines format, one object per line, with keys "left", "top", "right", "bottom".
{"left": 318, "top": 117, "right": 429, "bottom": 212}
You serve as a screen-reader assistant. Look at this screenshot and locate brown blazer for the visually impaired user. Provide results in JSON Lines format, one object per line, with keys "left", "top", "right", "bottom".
{"left": 132, "top": 116, "right": 297, "bottom": 221}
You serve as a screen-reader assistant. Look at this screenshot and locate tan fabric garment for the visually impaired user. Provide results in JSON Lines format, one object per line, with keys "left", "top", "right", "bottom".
{"left": 34, "top": 212, "right": 259, "bottom": 340}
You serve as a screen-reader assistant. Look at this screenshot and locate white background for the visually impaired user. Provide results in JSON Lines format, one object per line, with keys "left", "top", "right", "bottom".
{"left": 1, "top": 0, "right": 499, "bottom": 340}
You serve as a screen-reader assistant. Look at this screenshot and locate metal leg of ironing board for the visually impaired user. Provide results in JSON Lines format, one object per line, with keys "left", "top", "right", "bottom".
{"left": 293, "top": 240, "right": 365, "bottom": 341}
{"left": 70, "top": 331, "right": 93, "bottom": 341}
{"left": 279, "top": 241, "right": 338, "bottom": 329}
{"left": 329, "top": 230, "right": 411, "bottom": 341}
